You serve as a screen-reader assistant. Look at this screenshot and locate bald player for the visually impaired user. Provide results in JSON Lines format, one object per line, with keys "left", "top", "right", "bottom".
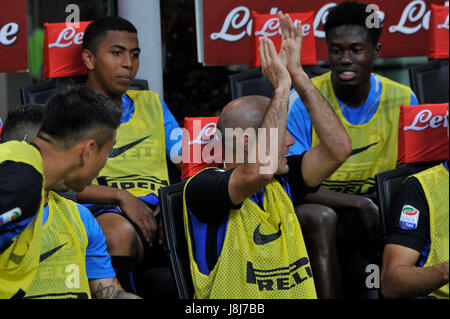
{"left": 181, "top": 13, "right": 352, "bottom": 298}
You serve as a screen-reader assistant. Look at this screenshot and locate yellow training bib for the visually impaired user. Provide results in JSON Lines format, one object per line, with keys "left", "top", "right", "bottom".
{"left": 412, "top": 164, "right": 449, "bottom": 299}
{"left": 183, "top": 171, "right": 317, "bottom": 299}
{"left": 311, "top": 72, "right": 412, "bottom": 195}
{"left": 24, "top": 192, "right": 91, "bottom": 299}
{"left": 94, "top": 90, "right": 170, "bottom": 197}
{"left": 0, "top": 141, "right": 45, "bottom": 298}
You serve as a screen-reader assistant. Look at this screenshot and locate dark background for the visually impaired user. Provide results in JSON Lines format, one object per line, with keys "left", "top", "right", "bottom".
{"left": 161, "top": 0, "right": 237, "bottom": 124}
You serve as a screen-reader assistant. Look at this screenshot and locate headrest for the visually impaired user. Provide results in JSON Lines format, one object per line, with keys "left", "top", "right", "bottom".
{"left": 43, "top": 21, "right": 92, "bottom": 79}
{"left": 249, "top": 11, "right": 316, "bottom": 67}
{"left": 398, "top": 103, "right": 449, "bottom": 164}
{"left": 181, "top": 117, "right": 222, "bottom": 180}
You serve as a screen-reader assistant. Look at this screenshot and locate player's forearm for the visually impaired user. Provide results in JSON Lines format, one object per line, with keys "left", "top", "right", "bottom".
{"left": 292, "top": 71, "right": 351, "bottom": 164}
{"left": 252, "top": 35, "right": 292, "bottom": 178}
{"left": 381, "top": 262, "right": 449, "bottom": 299}
{"left": 258, "top": 85, "right": 290, "bottom": 174}
{"left": 75, "top": 184, "right": 125, "bottom": 205}
{"left": 89, "top": 277, "right": 142, "bottom": 299}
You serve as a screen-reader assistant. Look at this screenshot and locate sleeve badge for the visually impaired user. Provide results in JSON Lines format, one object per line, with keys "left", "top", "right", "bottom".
{"left": 399, "top": 205, "right": 420, "bottom": 230}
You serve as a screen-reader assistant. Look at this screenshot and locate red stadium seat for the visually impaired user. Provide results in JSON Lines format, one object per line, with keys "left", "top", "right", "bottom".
{"left": 181, "top": 116, "right": 222, "bottom": 180}
{"left": 43, "top": 21, "right": 92, "bottom": 79}
{"left": 398, "top": 103, "right": 449, "bottom": 165}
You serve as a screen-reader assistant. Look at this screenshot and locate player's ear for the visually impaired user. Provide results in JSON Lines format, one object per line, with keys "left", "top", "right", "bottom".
{"left": 373, "top": 43, "right": 381, "bottom": 59}
{"left": 82, "top": 48, "right": 96, "bottom": 70}
{"left": 79, "top": 139, "right": 97, "bottom": 164}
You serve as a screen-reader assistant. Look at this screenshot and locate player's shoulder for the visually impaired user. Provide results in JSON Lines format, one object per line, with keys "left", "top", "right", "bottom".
{"left": 374, "top": 73, "right": 412, "bottom": 93}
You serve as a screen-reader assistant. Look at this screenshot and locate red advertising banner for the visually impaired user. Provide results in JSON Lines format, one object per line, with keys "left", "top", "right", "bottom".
{"left": 43, "top": 21, "right": 92, "bottom": 79}
{"left": 427, "top": 4, "right": 449, "bottom": 59}
{"left": 202, "top": 0, "right": 448, "bottom": 66}
{"left": 181, "top": 117, "right": 222, "bottom": 180}
{"left": 0, "top": 0, "right": 28, "bottom": 73}
{"left": 398, "top": 103, "right": 449, "bottom": 164}
{"left": 249, "top": 11, "right": 317, "bottom": 67}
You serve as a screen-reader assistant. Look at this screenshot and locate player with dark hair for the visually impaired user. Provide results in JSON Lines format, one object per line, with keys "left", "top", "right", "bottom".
{"left": 0, "top": 86, "right": 128, "bottom": 298}
{"left": 381, "top": 111, "right": 449, "bottom": 299}
{"left": 0, "top": 104, "right": 44, "bottom": 143}
{"left": 286, "top": 1, "right": 419, "bottom": 298}
{"left": 323, "top": 1, "right": 383, "bottom": 47}
{"left": 82, "top": 16, "right": 137, "bottom": 54}
{"left": 0, "top": 101, "right": 142, "bottom": 299}
{"left": 76, "top": 16, "right": 181, "bottom": 294}
{"left": 1, "top": 104, "right": 74, "bottom": 201}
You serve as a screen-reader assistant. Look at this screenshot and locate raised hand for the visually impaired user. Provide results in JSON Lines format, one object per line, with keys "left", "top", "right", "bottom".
{"left": 278, "top": 11, "right": 304, "bottom": 77}
{"left": 258, "top": 35, "right": 291, "bottom": 90}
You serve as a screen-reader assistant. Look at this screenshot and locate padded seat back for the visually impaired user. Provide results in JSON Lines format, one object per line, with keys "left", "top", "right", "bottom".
{"left": 159, "top": 180, "right": 194, "bottom": 299}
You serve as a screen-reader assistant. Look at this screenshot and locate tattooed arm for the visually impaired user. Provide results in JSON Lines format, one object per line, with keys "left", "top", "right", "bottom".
{"left": 89, "top": 277, "right": 142, "bottom": 299}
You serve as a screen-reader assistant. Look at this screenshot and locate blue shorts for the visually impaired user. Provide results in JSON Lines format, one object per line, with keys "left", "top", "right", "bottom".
{"left": 83, "top": 192, "right": 160, "bottom": 262}
{"left": 83, "top": 192, "right": 159, "bottom": 218}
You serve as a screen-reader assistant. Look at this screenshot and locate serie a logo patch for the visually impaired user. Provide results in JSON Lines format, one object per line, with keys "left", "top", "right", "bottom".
{"left": 399, "top": 205, "right": 420, "bottom": 230}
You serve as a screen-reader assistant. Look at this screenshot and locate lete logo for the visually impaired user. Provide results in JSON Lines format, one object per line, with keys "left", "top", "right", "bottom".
{"left": 48, "top": 27, "right": 84, "bottom": 48}
{"left": 189, "top": 122, "right": 219, "bottom": 145}
{"left": 404, "top": 109, "right": 449, "bottom": 131}
{"left": 254, "top": 17, "right": 311, "bottom": 38}
{"left": 210, "top": 4, "right": 386, "bottom": 41}
{"left": 211, "top": 6, "right": 313, "bottom": 41}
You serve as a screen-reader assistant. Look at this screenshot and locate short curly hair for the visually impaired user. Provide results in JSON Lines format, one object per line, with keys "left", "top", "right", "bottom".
{"left": 324, "top": 1, "right": 383, "bottom": 47}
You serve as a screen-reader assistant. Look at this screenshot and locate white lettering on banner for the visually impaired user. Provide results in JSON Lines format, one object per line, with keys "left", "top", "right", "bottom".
{"left": 211, "top": 6, "right": 304, "bottom": 41}
{"left": 389, "top": 0, "right": 431, "bottom": 34}
{"left": 189, "top": 122, "right": 219, "bottom": 145}
{"left": 255, "top": 17, "right": 311, "bottom": 37}
{"left": 210, "top": 6, "right": 251, "bottom": 42}
{"left": 0, "top": 22, "right": 19, "bottom": 46}
{"left": 210, "top": 3, "right": 386, "bottom": 42}
{"left": 314, "top": 3, "right": 336, "bottom": 38}
{"left": 438, "top": 14, "right": 449, "bottom": 29}
{"left": 404, "top": 109, "right": 449, "bottom": 131}
{"left": 48, "top": 27, "right": 84, "bottom": 48}
{"left": 255, "top": 17, "right": 280, "bottom": 37}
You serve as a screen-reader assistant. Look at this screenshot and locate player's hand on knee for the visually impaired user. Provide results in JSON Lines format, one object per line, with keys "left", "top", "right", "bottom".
{"left": 117, "top": 190, "right": 158, "bottom": 245}
{"left": 357, "top": 197, "right": 382, "bottom": 246}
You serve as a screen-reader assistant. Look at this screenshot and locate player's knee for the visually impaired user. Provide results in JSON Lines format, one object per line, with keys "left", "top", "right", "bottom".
{"left": 295, "top": 204, "right": 337, "bottom": 229}
{"left": 316, "top": 206, "right": 337, "bottom": 228}
{"left": 96, "top": 214, "right": 139, "bottom": 257}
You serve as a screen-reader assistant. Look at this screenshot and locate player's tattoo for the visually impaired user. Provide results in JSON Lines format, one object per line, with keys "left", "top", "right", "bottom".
{"left": 92, "top": 282, "right": 128, "bottom": 299}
